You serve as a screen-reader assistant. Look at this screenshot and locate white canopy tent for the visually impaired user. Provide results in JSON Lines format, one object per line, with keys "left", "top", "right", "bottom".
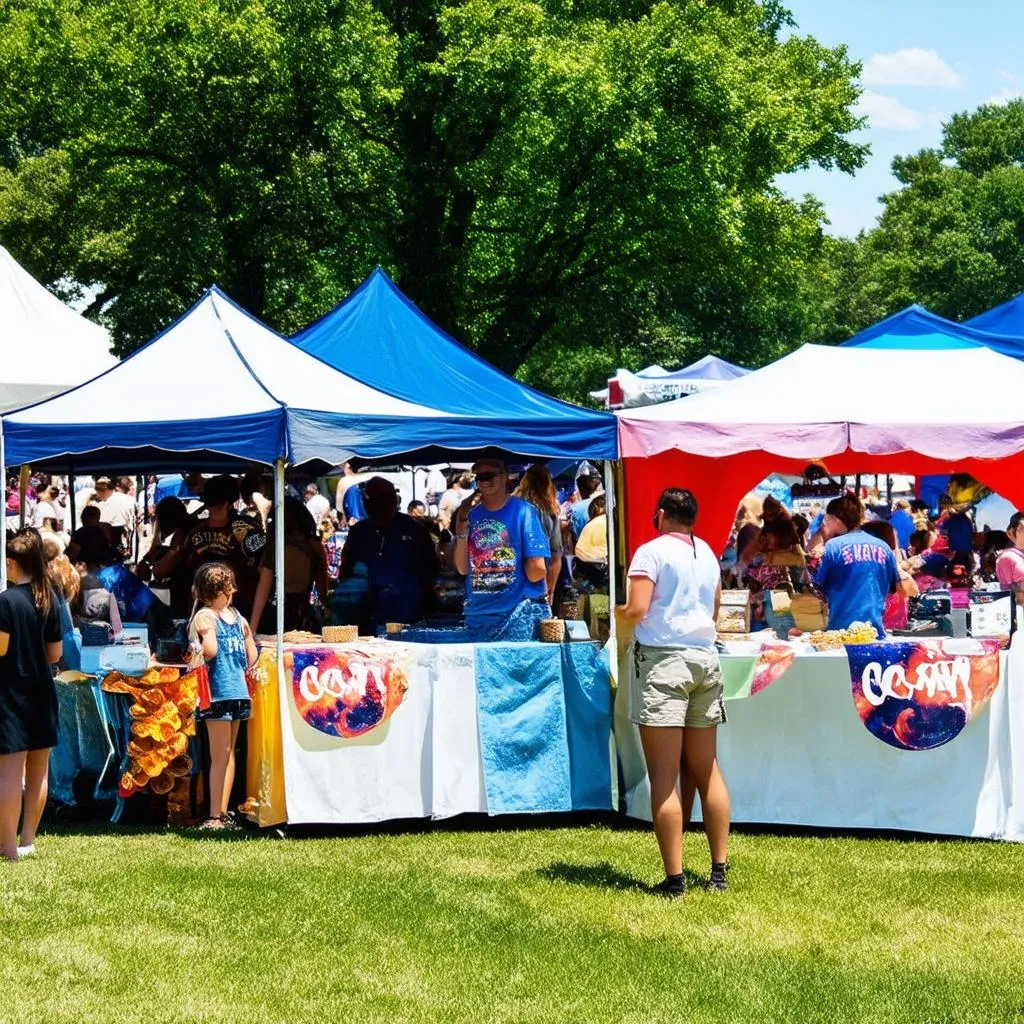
{"left": 0, "top": 246, "right": 117, "bottom": 411}
{"left": 618, "top": 343, "right": 1024, "bottom": 461}
{"left": 591, "top": 355, "right": 749, "bottom": 409}
{"left": 617, "top": 342, "right": 1024, "bottom": 555}
{"left": 0, "top": 285, "right": 461, "bottom": 688}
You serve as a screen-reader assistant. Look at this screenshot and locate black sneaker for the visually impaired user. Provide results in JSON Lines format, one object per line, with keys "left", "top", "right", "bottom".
{"left": 652, "top": 876, "right": 686, "bottom": 899}
{"left": 709, "top": 864, "right": 728, "bottom": 892}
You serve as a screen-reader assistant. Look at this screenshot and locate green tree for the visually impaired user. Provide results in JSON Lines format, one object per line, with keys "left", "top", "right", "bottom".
{"left": 838, "top": 100, "right": 1024, "bottom": 330}
{"left": 0, "top": 0, "right": 866, "bottom": 395}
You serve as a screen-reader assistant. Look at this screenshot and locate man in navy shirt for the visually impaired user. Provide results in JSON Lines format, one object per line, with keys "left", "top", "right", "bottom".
{"left": 815, "top": 494, "right": 900, "bottom": 636}
{"left": 889, "top": 499, "right": 915, "bottom": 552}
{"left": 340, "top": 477, "right": 437, "bottom": 632}
{"left": 938, "top": 496, "right": 974, "bottom": 557}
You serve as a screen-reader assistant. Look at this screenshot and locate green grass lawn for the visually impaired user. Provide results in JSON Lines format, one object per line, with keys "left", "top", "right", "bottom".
{"left": 2, "top": 820, "right": 1022, "bottom": 1023}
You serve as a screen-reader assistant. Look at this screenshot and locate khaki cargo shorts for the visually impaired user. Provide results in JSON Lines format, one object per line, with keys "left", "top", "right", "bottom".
{"left": 629, "top": 641, "right": 726, "bottom": 729}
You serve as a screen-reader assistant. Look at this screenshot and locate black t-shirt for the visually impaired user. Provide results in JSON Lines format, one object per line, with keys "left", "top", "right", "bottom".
{"left": 181, "top": 513, "right": 265, "bottom": 579}
{"left": 179, "top": 512, "right": 266, "bottom": 613}
{"left": 70, "top": 525, "right": 116, "bottom": 566}
{"left": 0, "top": 584, "right": 61, "bottom": 687}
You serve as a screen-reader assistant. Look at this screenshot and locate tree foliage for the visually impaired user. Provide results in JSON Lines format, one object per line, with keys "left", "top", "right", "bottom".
{"left": 0, "top": 0, "right": 866, "bottom": 398}
{"left": 819, "top": 100, "right": 1024, "bottom": 338}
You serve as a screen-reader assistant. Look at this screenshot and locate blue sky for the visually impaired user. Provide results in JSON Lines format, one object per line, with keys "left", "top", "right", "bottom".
{"left": 779, "top": 0, "right": 1024, "bottom": 237}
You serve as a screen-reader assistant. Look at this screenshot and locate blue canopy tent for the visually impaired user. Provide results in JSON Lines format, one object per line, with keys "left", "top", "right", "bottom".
{"left": 839, "top": 304, "right": 1024, "bottom": 512}
{"left": 840, "top": 304, "right": 1024, "bottom": 359}
{"left": 967, "top": 293, "right": 1024, "bottom": 336}
{"left": 653, "top": 354, "right": 749, "bottom": 384}
{"left": 291, "top": 266, "right": 619, "bottom": 610}
{"left": 291, "top": 267, "right": 617, "bottom": 461}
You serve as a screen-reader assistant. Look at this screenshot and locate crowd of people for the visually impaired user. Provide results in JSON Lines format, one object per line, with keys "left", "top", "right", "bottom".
{"left": 4, "top": 459, "right": 1024, "bottom": 884}
{"left": 721, "top": 488, "right": 1023, "bottom": 638}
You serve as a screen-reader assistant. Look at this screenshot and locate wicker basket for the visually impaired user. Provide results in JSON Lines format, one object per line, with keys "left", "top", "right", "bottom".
{"left": 558, "top": 600, "right": 578, "bottom": 621}
{"left": 322, "top": 625, "right": 358, "bottom": 644}
{"left": 385, "top": 622, "right": 405, "bottom": 635}
{"left": 539, "top": 619, "right": 566, "bottom": 643}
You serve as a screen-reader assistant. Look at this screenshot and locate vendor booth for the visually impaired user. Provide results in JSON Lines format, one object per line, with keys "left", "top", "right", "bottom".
{"left": 589, "top": 355, "right": 750, "bottom": 409}
{"left": 616, "top": 341, "right": 1024, "bottom": 841}
{"left": 3, "top": 284, "right": 619, "bottom": 827}
{"left": 0, "top": 245, "right": 117, "bottom": 410}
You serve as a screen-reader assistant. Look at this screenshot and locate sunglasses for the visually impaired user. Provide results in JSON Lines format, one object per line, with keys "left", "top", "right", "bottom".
{"left": 475, "top": 472, "right": 503, "bottom": 483}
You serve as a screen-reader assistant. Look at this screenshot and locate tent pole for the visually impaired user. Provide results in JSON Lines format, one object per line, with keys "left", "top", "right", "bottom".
{"left": 68, "top": 469, "right": 76, "bottom": 532}
{"left": 604, "top": 460, "right": 617, "bottom": 649}
{"left": 142, "top": 474, "right": 149, "bottom": 554}
{"left": 274, "top": 458, "right": 286, "bottom": 696}
{"left": 135, "top": 474, "right": 144, "bottom": 564}
{"left": 18, "top": 466, "right": 27, "bottom": 529}
{"left": 0, "top": 419, "right": 6, "bottom": 591}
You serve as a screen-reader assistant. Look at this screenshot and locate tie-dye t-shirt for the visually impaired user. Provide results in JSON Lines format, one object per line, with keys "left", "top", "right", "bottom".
{"left": 465, "top": 497, "right": 550, "bottom": 621}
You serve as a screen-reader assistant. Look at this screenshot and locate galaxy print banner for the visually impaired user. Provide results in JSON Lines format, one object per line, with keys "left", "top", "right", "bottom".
{"left": 847, "top": 639, "right": 1002, "bottom": 751}
{"left": 292, "top": 647, "right": 408, "bottom": 739}
{"left": 749, "top": 642, "right": 795, "bottom": 697}
{"left": 274, "top": 641, "right": 614, "bottom": 825}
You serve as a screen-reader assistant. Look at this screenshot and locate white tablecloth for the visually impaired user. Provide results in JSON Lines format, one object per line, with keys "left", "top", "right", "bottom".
{"left": 616, "top": 642, "right": 1024, "bottom": 840}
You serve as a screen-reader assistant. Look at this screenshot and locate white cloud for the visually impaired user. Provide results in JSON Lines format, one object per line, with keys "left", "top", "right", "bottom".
{"left": 855, "top": 92, "right": 924, "bottom": 132}
{"left": 986, "top": 88, "right": 1022, "bottom": 106}
{"left": 863, "top": 48, "right": 964, "bottom": 89}
{"left": 986, "top": 71, "right": 1022, "bottom": 106}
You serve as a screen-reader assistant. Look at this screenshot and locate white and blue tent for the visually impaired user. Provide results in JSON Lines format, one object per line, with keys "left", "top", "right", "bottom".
{"left": 1, "top": 285, "right": 495, "bottom": 471}
{"left": 0, "top": 284, "right": 507, "bottom": 653}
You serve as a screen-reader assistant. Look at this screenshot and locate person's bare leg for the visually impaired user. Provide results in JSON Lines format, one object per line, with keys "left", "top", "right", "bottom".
{"left": 221, "top": 721, "right": 241, "bottom": 815}
{"left": 19, "top": 748, "right": 51, "bottom": 847}
{"left": 682, "top": 727, "right": 730, "bottom": 865}
{"left": 0, "top": 752, "right": 27, "bottom": 861}
{"left": 639, "top": 725, "right": 684, "bottom": 876}
{"left": 680, "top": 759, "right": 697, "bottom": 831}
{"left": 205, "top": 721, "right": 233, "bottom": 818}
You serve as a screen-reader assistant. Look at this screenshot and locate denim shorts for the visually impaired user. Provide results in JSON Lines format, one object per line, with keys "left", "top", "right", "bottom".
{"left": 197, "top": 699, "right": 252, "bottom": 722}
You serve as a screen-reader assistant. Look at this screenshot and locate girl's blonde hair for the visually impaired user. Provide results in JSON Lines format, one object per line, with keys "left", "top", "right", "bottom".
{"left": 514, "top": 465, "right": 559, "bottom": 517}
{"left": 43, "top": 537, "right": 81, "bottom": 603}
{"left": 192, "top": 562, "right": 237, "bottom": 606}
{"left": 8, "top": 528, "right": 54, "bottom": 619}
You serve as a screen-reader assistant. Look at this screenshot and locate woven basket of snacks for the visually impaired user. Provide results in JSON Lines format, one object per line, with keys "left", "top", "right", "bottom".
{"left": 322, "top": 625, "right": 358, "bottom": 644}
{"left": 539, "top": 619, "right": 566, "bottom": 643}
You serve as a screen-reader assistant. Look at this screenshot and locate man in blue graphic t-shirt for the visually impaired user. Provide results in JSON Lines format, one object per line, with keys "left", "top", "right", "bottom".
{"left": 453, "top": 457, "right": 551, "bottom": 639}
{"left": 815, "top": 494, "right": 900, "bottom": 637}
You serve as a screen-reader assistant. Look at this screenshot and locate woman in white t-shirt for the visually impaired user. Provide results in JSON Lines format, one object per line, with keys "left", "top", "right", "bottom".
{"left": 616, "top": 487, "right": 730, "bottom": 898}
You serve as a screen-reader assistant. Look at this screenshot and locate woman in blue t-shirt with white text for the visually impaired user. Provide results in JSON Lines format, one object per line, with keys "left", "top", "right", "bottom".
{"left": 814, "top": 494, "right": 900, "bottom": 637}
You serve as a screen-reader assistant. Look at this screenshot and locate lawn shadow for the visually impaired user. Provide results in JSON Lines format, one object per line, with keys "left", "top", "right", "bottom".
{"left": 537, "top": 860, "right": 704, "bottom": 894}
